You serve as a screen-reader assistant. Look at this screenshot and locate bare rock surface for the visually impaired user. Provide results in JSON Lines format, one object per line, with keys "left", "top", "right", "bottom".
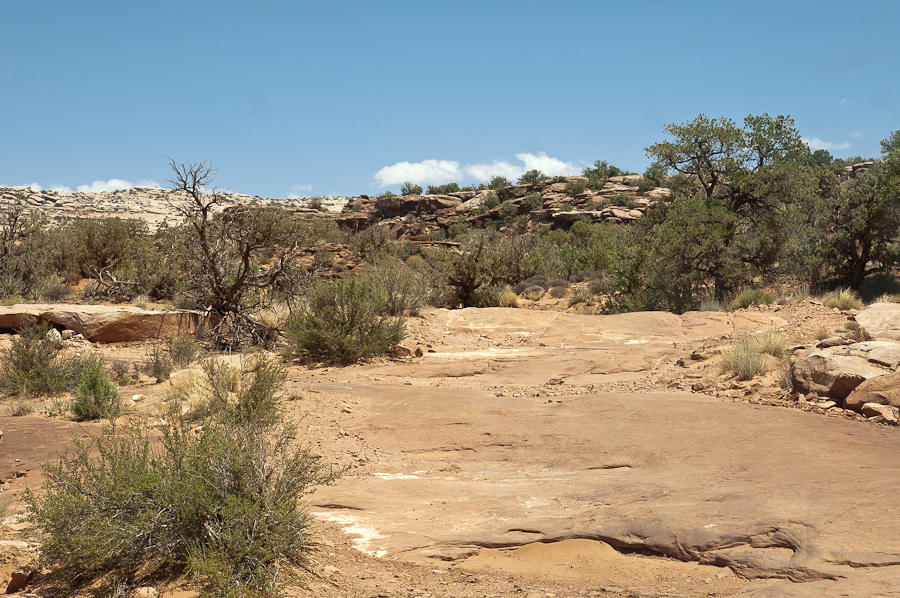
{"left": 855, "top": 302, "right": 900, "bottom": 340}
{"left": 844, "top": 371, "right": 900, "bottom": 410}
{"left": 0, "top": 303, "right": 201, "bottom": 342}
{"left": 790, "top": 351, "right": 886, "bottom": 399}
{"left": 305, "top": 307, "right": 900, "bottom": 597}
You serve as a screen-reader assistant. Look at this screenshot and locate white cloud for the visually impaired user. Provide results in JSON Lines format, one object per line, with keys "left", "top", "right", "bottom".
{"left": 291, "top": 183, "right": 312, "bottom": 192}
{"left": 850, "top": 132, "right": 862, "bottom": 138}
{"left": 27, "top": 183, "right": 42, "bottom": 191}
{"left": 839, "top": 98, "right": 850, "bottom": 106}
{"left": 76, "top": 178, "right": 135, "bottom": 193}
{"left": 48, "top": 184, "right": 72, "bottom": 192}
{"left": 373, "top": 152, "right": 581, "bottom": 187}
{"left": 374, "top": 159, "right": 462, "bottom": 187}
{"left": 803, "top": 137, "right": 851, "bottom": 151}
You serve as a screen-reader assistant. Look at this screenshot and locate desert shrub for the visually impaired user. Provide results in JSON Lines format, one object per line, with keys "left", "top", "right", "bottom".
{"left": 564, "top": 179, "right": 588, "bottom": 196}
{"left": 559, "top": 203, "right": 574, "bottom": 212}
{"left": 481, "top": 191, "right": 500, "bottom": 210}
{"left": 28, "top": 363, "right": 334, "bottom": 597}
{"left": 38, "top": 276, "right": 73, "bottom": 302}
{"left": 699, "top": 298, "right": 723, "bottom": 311}
{"left": 720, "top": 331, "right": 787, "bottom": 380}
{"left": 549, "top": 285, "right": 568, "bottom": 299}
{"left": 844, "top": 321, "right": 861, "bottom": 331}
{"left": 143, "top": 344, "right": 175, "bottom": 383}
{"left": 730, "top": 288, "right": 775, "bottom": 310}
{"left": 284, "top": 275, "right": 405, "bottom": 364}
{"left": 521, "top": 275, "right": 550, "bottom": 290}
{"left": 522, "top": 285, "right": 545, "bottom": 301}
{"left": 522, "top": 192, "right": 543, "bottom": 211}
{"left": 874, "top": 293, "right": 900, "bottom": 303}
{"left": 568, "top": 287, "right": 595, "bottom": 307}
{"left": 426, "top": 182, "right": 460, "bottom": 195}
{"left": 357, "top": 258, "right": 426, "bottom": 317}
{"left": 821, "top": 287, "right": 864, "bottom": 311}
{"left": 609, "top": 193, "right": 636, "bottom": 208}
{"left": 636, "top": 178, "right": 655, "bottom": 193}
{"left": 131, "top": 294, "right": 151, "bottom": 309}
{"left": 71, "top": 355, "right": 119, "bottom": 421}
{"left": 0, "top": 319, "right": 67, "bottom": 396}
{"left": 518, "top": 169, "right": 547, "bottom": 185}
{"left": 750, "top": 330, "right": 788, "bottom": 360}
{"left": 498, "top": 287, "right": 519, "bottom": 307}
{"left": 719, "top": 337, "right": 764, "bottom": 381}
{"left": 169, "top": 334, "right": 203, "bottom": 369}
{"left": 400, "top": 182, "right": 423, "bottom": 196}
{"left": 45, "top": 397, "right": 71, "bottom": 418}
{"left": 587, "top": 277, "right": 610, "bottom": 295}
{"left": 8, "top": 399, "right": 35, "bottom": 416}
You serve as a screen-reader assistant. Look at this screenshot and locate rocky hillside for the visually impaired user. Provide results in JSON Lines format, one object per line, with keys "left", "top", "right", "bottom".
{"left": 0, "top": 186, "right": 348, "bottom": 230}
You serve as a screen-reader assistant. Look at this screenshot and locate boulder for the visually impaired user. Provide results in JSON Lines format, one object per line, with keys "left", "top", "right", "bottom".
{"left": 844, "top": 340, "right": 900, "bottom": 368}
{"left": 855, "top": 302, "right": 900, "bottom": 341}
{"left": 858, "top": 402, "right": 899, "bottom": 423}
{"left": 0, "top": 303, "right": 203, "bottom": 342}
{"left": 843, "top": 371, "right": 900, "bottom": 410}
{"left": 791, "top": 351, "right": 885, "bottom": 399}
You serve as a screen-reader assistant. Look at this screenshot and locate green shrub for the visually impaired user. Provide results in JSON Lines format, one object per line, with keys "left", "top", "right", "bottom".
{"left": 143, "top": 344, "right": 175, "bottom": 383}
{"left": 518, "top": 169, "right": 547, "bottom": 185}
{"left": 28, "top": 363, "right": 334, "bottom": 597}
{"left": 0, "top": 319, "right": 66, "bottom": 396}
{"left": 522, "top": 192, "right": 543, "bottom": 211}
{"left": 730, "top": 288, "right": 775, "bottom": 310}
{"left": 564, "top": 179, "right": 588, "bottom": 196}
{"left": 844, "top": 320, "right": 861, "bottom": 331}
{"left": 400, "top": 182, "right": 423, "bottom": 196}
{"left": 38, "top": 276, "right": 73, "bottom": 302}
{"left": 285, "top": 275, "right": 406, "bottom": 364}
{"left": 609, "top": 193, "right": 636, "bottom": 208}
{"left": 71, "top": 356, "right": 120, "bottom": 421}
{"left": 821, "top": 287, "right": 865, "bottom": 311}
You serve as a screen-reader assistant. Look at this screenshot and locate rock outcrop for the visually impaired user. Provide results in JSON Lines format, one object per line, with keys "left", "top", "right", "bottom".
{"left": 855, "top": 302, "right": 900, "bottom": 340}
{"left": 791, "top": 351, "right": 885, "bottom": 399}
{"left": 0, "top": 304, "right": 202, "bottom": 342}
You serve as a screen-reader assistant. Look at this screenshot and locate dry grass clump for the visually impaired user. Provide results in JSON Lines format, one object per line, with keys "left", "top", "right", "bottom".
{"left": 131, "top": 294, "right": 151, "bottom": 309}
{"left": 820, "top": 287, "right": 864, "bottom": 311}
{"left": 873, "top": 293, "right": 900, "bottom": 303}
{"left": 730, "top": 288, "right": 774, "bottom": 310}
{"left": 549, "top": 285, "right": 568, "bottom": 299}
{"left": 720, "top": 330, "right": 788, "bottom": 381}
{"left": 498, "top": 287, "right": 519, "bottom": 308}
{"left": 522, "top": 285, "right": 546, "bottom": 301}
{"left": 568, "top": 287, "right": 595, "bottom": 307}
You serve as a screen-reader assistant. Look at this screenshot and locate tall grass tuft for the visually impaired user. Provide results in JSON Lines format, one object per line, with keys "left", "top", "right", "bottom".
{"left": 820, "top": 287, "right": 864, "bottom": 311}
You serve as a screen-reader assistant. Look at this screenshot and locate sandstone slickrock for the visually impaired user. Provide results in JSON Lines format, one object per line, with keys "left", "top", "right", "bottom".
{"left": 0, "top": 303, "right": 202, "bottom": 342}
{"left": 843, "top": 371, "right": 900, "bottom": 410}
{"left": 855, "top": 302, "right": 900, "bottom": 341}
{"left": 790, "top": 351, "right": 885, "bottom": 399}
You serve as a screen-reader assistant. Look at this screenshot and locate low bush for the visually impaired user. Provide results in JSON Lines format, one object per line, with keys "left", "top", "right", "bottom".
{"left": 8, "top": 399, "right": 35, "bottom": 416}
{"left": 498, "top": 287, "right": 519, "bottom": 308}
{"left": 844, "top": 320, "right": 861, "bottom": 331}
{"left": 284, "top": 275, "right": 406, "bottom": 364}
{"left": 522, "top": 285, "right": 545, "bottom": 301}
{"left": 564, "top": 180, "right": 588, "bottom": 196}
{"left": 821, "top": 287, "right": 865, "bottom": 311}
{"left": 70, "top": 355, "right": 120, "bottom": 421}
{"left": 859, "top": 273, "right": 900, "bottom": 302}
{"left": 168, "top": 334, "right": 203, "bottom": 369}
{"left": 719, "top": 330, "right": 787, "bottom": 380}
{"left": 719, "top": 337, "right": 764, "bottom": 381}
{"left": 28, "top": 362, "right": 335, "bottom": 597}
{"left": 0, "top": 319, "right": 66, "bottom": 396}
{"left": 587, "top": 277, "right": 610, "bottom": 296}
{"left": 549, "top": 285, "right": 568, "bottom": 299}
{"left": 143, "top": 344, "right": 175, "bottom": 383}
{"left": 730, "top": 288, "right": 775, "bottom": 310}
{"left": 568, "top": 287, "right": 595, "bottom": 307}
{"left": 38, "top": 276, "right": 73, "bottom": 302}
{"left": 699, "top": 298, "right": 723, "bottom": 311}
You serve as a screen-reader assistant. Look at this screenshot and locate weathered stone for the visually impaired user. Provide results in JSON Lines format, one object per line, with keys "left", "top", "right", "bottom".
{"left": 843, "top": 371, "right": 900, "bottom": 410}
{"left": 5, "top": 568, "right": 34, "bottom": 593}
{"left": 845, "top": 340, "right": 900, "bottom": 368}
{"left": 791, "top": 351, "right": 885, "bottom": 399}
{"left": 0, "top": 303, "right": 203, "bottom": 342}
{"left": 859, "top": 402, "right": 899, "bottom": 422}
{"left": 855, "top": 302, "right": 900, "bottom": 341}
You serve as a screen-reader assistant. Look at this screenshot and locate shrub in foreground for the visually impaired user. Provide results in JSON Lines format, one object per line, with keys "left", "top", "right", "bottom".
{"left": 28, "top": 363, "right": 334, "bottom": 597}
{"left": 285, "top": 275, "right": 405, "bottom": 364}
{"left": 719, "top": 330, "right": 787, "bottom": 380}
{"left": 0, "top": 319, "right": 66, "bottom": 396}
{"left": 70, "top": 355, "right": 119, "bottom": 421}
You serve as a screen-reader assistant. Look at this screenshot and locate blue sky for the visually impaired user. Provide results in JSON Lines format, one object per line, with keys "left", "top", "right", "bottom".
{"left": 2, "top": 1, "right": 898, "bottom": 198}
